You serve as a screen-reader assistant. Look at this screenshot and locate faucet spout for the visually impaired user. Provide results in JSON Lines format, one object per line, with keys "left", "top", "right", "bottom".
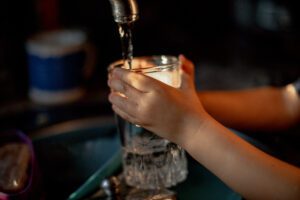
{"left": 109, "top": 0, "right": 138, "bottom": 23}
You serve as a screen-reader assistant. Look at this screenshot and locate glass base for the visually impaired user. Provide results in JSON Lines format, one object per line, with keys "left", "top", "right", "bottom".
{"left": 123, "top": 142, "right": 188, "bottom": 189}
{"left": 126, "top": 188, "right": 177, "bottom": 200}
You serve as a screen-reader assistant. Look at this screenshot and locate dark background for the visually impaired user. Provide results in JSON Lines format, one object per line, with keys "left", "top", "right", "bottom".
{"left": 1, "top": 0, "right": 300, "bottom": 104}
{"left": 0, "top": 1, "right": 300, "bottom": 197}
{"left": 0, "top": 0, "right": 299, "bottom": 131}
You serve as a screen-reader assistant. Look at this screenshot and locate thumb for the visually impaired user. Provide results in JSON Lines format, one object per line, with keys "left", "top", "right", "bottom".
{"left": 179, "top": 54, "right": 195, "bottom": 78}
{"left": 180, "top": 70, "right": 195, "bottom": 91}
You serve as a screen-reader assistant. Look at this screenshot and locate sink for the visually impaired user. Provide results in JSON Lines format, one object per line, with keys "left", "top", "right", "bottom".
{"left": 29, "top": 116, "right": 243, "bottom": 200}
{"left": 30, "top": 116, "right": 121, "bottom": 200}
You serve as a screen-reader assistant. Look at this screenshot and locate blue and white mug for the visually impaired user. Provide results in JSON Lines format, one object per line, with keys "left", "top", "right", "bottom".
{"left": 26, "top": 29, "right": 95, "bottom": 105}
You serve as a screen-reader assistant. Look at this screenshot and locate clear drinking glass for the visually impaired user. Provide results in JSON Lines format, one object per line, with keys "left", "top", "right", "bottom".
{"left": 108, "top": 55, "right": 188, "bottom": 190}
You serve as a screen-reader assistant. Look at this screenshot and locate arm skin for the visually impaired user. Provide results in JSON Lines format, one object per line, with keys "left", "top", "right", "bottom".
{"left": 183, "top": 115, "right": 300, "bottom": 200}
{"left": 198, "top": 86, "right": 300, "bottom": 132}
{"left": 107, "top": 55, "right": 300, "bottom": 199}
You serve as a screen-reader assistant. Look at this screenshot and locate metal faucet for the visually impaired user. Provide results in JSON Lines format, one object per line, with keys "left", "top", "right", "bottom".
{"left": 109, "top": 0, "right": 138, "bottom": 23}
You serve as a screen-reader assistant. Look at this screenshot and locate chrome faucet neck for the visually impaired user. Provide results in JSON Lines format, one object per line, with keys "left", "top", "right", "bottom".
{"left": 109, "top": 0, "right": 138, "bottom": 24}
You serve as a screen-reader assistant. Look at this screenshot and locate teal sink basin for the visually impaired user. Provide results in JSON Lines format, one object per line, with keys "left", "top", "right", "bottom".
{"left": 30, "top": 117, "right": 121, "bottom": 200}
{"left": 30, "top": 116, "right": 241, "bottom": 200}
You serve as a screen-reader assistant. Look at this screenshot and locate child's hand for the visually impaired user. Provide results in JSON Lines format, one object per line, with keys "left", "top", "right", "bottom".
{"left": 108, "top": 55, "right": 208, "bottom": 145}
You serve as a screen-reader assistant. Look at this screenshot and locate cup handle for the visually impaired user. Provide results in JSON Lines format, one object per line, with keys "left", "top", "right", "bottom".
{"left": 83, "top": 42, "right": 97, "bottom": 79}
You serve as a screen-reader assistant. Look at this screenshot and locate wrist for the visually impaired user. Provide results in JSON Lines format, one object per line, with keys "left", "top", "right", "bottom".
{"left": 175, "top": 111, "right": 212, "bottom": 150}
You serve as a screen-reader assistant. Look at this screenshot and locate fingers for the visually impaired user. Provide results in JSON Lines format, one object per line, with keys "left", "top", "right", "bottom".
{"left": 112, "top": 104, "right": 137, "bottom": 125}
{"left": 109, "top": 92, "right": 138, "bottom": 122}
{"left": 108, "top": 76, "right": 141, "bottom": 100}
{"left": 111, "top": 68, "right": 157, "bottom": 92}
{"left": 178, "top": 54, "right": 196, "bottom": 90}
{"left": 180, "top": 72, "right": 195, "bottom": 90}
{"left": 179, "top": 54, "right": 195, "bottom": 78}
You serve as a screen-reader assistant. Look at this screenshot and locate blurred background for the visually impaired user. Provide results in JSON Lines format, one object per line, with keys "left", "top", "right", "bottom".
{"left": 0, "top": 0, "right": 299, "bottom": 129}
{"left": 0, "top": 1, "right": 300, "bottom": 198}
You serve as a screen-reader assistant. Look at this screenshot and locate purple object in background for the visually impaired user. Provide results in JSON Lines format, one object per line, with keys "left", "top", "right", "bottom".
{"left": 0, "top": 130, "right": 39, "bottom": 200}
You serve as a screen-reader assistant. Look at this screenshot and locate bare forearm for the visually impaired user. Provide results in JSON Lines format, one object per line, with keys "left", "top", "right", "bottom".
{"left": 180, "top": 116, "right": 300, "bottom": 200}
{"left": 198, "top": 86, "right": 300, "bottom": 132}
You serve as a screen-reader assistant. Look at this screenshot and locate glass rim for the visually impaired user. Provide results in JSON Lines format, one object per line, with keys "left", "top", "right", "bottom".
{"left": 108, "top": 55, "right": 180, "bottom": 73}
